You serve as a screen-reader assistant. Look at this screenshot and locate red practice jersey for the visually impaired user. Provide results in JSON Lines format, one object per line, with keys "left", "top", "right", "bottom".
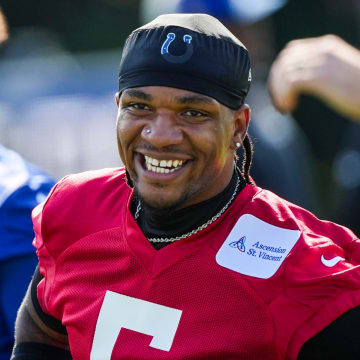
{"left": 33, "top": 168, "right": 360, "bottom": 360}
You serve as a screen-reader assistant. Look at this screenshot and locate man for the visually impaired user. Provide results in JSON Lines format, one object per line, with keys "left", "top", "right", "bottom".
{"left": 11, "top": 14, "right": 360, "bottom": 360}
{"left": 0, "top": 9, "right": 56, "bottom": 360}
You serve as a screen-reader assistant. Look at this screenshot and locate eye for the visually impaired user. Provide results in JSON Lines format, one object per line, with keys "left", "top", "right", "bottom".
{"left": 127, "top": 103, "right": 151, "bottom": 111}
{"left": 180, "top": 109, "right": 211, "bottom": 124}
{"left": 182, "top": 109, "right": 207, "bottom": 118}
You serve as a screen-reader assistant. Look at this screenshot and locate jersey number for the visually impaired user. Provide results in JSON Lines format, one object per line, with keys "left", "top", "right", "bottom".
{"left": 90, "top": 291, "right": 182, "bottom": 359}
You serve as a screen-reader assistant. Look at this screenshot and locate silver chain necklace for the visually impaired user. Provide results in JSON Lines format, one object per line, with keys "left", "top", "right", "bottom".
{"left": 134, "top": 175, "right": 240, "bottom": 243}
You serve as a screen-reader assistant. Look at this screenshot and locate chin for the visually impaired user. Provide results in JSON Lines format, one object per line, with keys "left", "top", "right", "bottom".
{"left": 143, "top": 196, "right": 182, "bottom": 211}
{"left": 135, "top": 189, "right": 188, "bottom": 212}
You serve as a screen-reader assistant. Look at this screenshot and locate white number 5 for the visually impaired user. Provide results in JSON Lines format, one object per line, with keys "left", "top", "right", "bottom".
{"left": 90, "top": 291, "right": 182, "bottom": 360}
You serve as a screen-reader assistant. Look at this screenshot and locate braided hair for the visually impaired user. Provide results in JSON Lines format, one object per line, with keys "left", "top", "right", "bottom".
{"left": 125, "top": 170, "right": 134, "bottom": 188}
{"left": 240, "top": 133, "right": 254, "bottom": 185}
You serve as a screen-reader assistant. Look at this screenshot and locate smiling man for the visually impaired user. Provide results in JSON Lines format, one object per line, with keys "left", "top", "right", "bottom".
{"left": 116, "top": 86, "right": 248, "bottom": 210}
{"left": 11, "top": 14, "right": 360, "bottom": 360}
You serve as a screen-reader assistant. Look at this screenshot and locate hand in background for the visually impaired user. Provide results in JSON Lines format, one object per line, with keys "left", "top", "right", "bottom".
{"left": 268, "top": 35, "right": 360, "bottom": 121}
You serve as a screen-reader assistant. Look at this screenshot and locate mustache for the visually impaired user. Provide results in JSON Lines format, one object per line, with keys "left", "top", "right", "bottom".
{"left": 135, "top": 143, "right": 193, "bottom": 157}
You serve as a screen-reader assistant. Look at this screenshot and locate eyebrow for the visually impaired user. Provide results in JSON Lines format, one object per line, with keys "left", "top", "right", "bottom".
{"left": 175, "top": 94, "right": 217, "bottom": 105}
{"left": 123, "top": 89, "right": 153, "bottom": 102}
{"left": 122, "top": 89, "right": 216, "bottom": 106}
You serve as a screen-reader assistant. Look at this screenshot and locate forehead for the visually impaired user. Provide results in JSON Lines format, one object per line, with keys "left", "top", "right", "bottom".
{"left": 121, "top": 86, "right": 221, "bottom": 106}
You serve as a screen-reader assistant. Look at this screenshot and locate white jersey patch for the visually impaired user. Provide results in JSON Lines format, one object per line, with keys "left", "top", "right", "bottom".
{"left": 216, "top": 214, "right": 301, "bottom": 279}
{"left": 90, "top": 291, "right": 182, "bottom": 359}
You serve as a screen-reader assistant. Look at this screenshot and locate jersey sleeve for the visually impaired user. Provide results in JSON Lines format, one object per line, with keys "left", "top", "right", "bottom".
{"left": 245, "top": 189, "right": 360, "bottom": 359}
{"left": 32, "top": 183, "right": 61, "bottom": 318}
{"left": 30, "top": 264, "right": 67, "bottom": 334}
{"left": 32, "top": 176, "right": 73, "bottom": 319}
{"left": 279, "top": 206, "right": 360, "bottom": 359}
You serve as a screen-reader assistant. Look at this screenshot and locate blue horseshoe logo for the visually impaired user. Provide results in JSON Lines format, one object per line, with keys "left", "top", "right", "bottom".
{"left": 161, "top": 33, "right": 193, "bottom": 64}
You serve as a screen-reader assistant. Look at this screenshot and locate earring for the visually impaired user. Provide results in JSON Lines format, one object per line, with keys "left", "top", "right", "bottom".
{"left": 236, "top": 142, "right": 241, "bottom": 148}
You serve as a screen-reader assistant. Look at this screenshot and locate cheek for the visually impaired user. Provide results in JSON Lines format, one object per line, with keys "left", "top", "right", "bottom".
{"left": 116, "top": 114, "right": 129, "bottom": 138}
{"left": 116, "top": 117, "right": 126, "bottom": 151}
{"left": 116, "top": 112, "right": 139, "bottom": 143}
{"left": 213, "top": 126, "right": 233, "bottom": 164}
{"left": 192, "top": 126, "right": 230, "bottom": 167}
{"left": 116, "top": 115, "right": 138, "bottom": 163}
{"left": 116, "top": 127, "right": 126, "bottom": 165}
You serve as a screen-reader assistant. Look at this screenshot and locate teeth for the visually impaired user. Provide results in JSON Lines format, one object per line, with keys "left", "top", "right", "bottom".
{"left": 144, "top": 155, "right": 186, "bottom": 173}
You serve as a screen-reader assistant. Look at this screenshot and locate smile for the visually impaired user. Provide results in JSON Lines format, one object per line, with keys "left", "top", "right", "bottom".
{"left": 144, "top": 155, "right": 185, "bottom": 173}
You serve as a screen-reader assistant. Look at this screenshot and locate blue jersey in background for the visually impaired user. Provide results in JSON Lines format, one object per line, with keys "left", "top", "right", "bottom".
{"left": 0, "top": 145, "right": 55, "bottom": 359}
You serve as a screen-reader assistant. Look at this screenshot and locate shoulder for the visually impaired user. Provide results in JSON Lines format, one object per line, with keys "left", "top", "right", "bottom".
{"left": 46, "top": 167, "right": 128, "bottom": 209}
{"left": 53, "top": 167, "right": 127, "bottom": 189}
{"left": 235, "top": 186, "right": 360, "bottom": 358}
{"left": 38, "top": 166, "right": 129, "bottom": 220}
{"left": 33, "top": 167, "right": 131, "bottom": 258}
{"left": 0, "top": 146, "right": 28, "bottom": 207}
{"left": 0, "top": 146, "right": 56, "bottom": 259}
{"left": 0, "top": 145, "right": 55, "bottom": 209}
{"left": 233, "top": 186, "right": 360, "bottom": 278}
{"left": 247, "top": 186, "right": 358, "bottom": 247}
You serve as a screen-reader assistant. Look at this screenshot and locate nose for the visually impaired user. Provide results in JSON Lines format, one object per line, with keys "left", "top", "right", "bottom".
{"left": 142, "top": 113, "right": 183, "bottom": 147}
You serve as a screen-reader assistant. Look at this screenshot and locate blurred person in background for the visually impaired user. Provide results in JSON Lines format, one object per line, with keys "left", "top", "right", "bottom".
{"left": 140, "top": 0, "right": 321, "bottom": 214}
{"left": 268, "top": 35, "right": 360, "bottom": 121}
{"left": 0, "top": 9, "right": 55, "bottom": 360}
{"left": 268, "top": 33, "right": 360, "bottom": 236}
{"left": 269, "top": 0, "right": 360, "bottom": 236}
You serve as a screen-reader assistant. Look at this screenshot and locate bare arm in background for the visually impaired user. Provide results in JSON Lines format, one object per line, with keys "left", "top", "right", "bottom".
{"left": 11, "top": 281, "right": 70, "bottom": 359}
{"left": 268, "top": 35, "right": 360, "bottom": 121}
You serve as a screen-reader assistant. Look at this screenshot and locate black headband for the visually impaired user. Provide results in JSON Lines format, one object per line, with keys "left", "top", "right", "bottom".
{"left": 118, "top": 13, "right": 251, "bottom": 109}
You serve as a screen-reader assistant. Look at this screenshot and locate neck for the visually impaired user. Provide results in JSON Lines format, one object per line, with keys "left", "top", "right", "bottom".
{"left": 133, "top": 168, "right": 245, "bottom": 242}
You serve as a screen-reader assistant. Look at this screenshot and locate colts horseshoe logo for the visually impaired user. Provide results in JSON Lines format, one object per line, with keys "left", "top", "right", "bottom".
{"left": 161, "top": 33, "right": 193, "bottom": 64}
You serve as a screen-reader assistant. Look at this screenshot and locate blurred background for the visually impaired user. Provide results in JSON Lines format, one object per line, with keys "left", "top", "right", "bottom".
{"left": 1, "top": 0, "right": 359, "bottom": 232}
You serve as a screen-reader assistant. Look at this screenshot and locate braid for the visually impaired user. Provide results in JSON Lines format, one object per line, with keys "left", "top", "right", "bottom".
{"left": 241, "top": 133, "right": 254, "bottom": 184}
{"left": 125, "top": 170, "right": 134, "bottom": 188}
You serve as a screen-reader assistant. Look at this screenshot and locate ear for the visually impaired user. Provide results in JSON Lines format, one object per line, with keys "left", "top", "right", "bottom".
{"left": 114, "top": 92, "right": 120, "bottom": 107}
{"left": 231, "top": 104, "right": 251, "bottom": 149}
